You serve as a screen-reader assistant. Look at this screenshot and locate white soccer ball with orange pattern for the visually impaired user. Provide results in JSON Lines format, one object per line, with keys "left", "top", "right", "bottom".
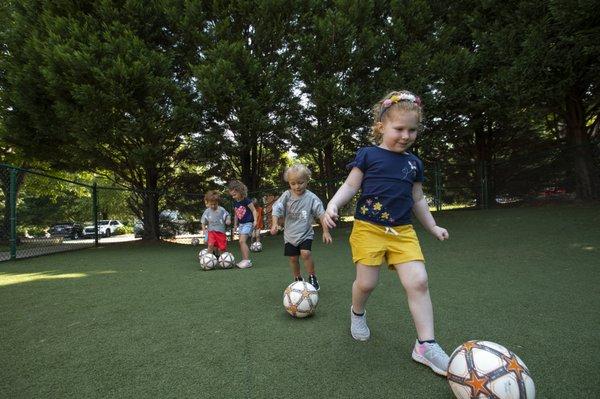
{"left": 447, "top": 340, "right": 535, "bottom": 399}
{"left": 283, "top": 281, "right": 319, "bottom": 318}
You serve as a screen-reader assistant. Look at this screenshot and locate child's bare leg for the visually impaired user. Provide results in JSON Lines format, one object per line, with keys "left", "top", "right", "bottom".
{"left": 352, "top": 264, "right": 380, "bottom": 314}
{"left": 289, "top": 256, "right": 301, "bottom": 278}
{"left": 300, "top": 250, "right": 314, "bottom": 274}
{"left": 394, "top": 261, "right": 434, "bottom": 341}
{"left": 239, "top": 234, "right": 250, "bottom": 260}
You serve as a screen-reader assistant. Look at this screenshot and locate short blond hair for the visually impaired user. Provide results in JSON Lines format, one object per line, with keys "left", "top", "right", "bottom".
{"left": 283, "top": 163, "right": 311, "bottom": 182}
{"left": 204, "top": 190, "right": 220, "bottom": 203}
{"left": 371, "top": 90, "right": 423, "bottom": 144}
{"left": 227, "top": 180, "right": 248, "bottom": 197}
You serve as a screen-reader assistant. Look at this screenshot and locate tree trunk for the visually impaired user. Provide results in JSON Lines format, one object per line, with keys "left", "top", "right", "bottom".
{"left": 240, "top": 143, "right": 252, "bottom": 191}
{"left": 142, "top": 169, "right": 160, "bottom": 241}
{"left": 564, "top": 89, "right": 600, "bottom": 200}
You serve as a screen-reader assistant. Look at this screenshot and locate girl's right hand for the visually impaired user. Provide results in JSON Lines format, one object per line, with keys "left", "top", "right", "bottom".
{"left": 323, "top": 205, "right": 339, "bottom": 228}
{"left": 270, "top": 226, "right": 278, "bottom": 235}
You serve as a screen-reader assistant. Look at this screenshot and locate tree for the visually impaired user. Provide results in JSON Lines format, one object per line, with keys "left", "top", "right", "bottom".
{"left": 293, "top": 0, "right": 385, "bottom": 199}
{"left": 504, "top": 0, "right": 600, "bottom": 199}
{"left": 2, "top": 0, "right": 203, "bottom": 239}
{"left": 192, "top": 0, "right": 297, "bottom": 192}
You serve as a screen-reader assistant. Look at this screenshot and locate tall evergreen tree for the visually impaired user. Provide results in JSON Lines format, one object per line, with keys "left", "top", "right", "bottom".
{"left": 192, "top": 0, "right": 297, "bottom": 192}
{"left": 2, "top": 0, "right": 202, "bottom": 239}
{"left": 293, "top": 0, "right": 384, "bottom": 199}
{"left": 505, "top": 0, "right": 600, "bottom": 199}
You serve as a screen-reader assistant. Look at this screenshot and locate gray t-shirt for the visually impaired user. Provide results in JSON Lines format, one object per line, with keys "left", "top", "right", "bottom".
{"left": 201, "top": 206, "right": 230, "bottom": 233}
{"left": 272, "top": 189, "right": 325, "bottom": 246}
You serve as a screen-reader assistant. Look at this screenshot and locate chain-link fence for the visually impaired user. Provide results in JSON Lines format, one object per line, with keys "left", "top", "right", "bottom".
{"left": 1, "top": 143, "right": 596, "bottom": 260}
{"left": 1, "top": 165, "right": 97, "bottom": 261}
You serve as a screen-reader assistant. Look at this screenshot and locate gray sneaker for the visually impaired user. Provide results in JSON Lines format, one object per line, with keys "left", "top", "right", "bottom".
{"left": 350, "top": 306, "right": 370, "bottom": 341}
{"left": 411, "top": 340, "right": 450, "bottom": 376}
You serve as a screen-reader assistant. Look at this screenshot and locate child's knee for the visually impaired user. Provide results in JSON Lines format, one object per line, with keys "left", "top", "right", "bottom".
{"left": 354, "top": 278, "right": 377, "bottom": 293}
{"left": 300, "top": 251, "right": 312, "bottom": 261}
{"left": 406, "top": 274, "right": 429, "bottom": 293}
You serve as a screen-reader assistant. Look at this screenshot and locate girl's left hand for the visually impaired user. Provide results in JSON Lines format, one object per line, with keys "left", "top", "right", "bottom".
{"left": 322, "top": 232, "right": 332, "bottom": 244}
{"left": 431, "top": 226, "right": 449, "bottom": 241}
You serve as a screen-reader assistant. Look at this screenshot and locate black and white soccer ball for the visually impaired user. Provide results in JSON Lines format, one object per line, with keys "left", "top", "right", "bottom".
{"left": 199, "top": 253, "right": 218, "bottom": 270}
{"left": 250, "top": 241, "right": 262, "bottom": 252}
{"left": 218, "top": 252, "right": 235, "bottom": 269}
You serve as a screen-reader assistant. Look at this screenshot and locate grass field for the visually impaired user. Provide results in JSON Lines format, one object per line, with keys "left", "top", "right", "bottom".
{"left": 1, "top": 204, "right": 599, "bottom": 398}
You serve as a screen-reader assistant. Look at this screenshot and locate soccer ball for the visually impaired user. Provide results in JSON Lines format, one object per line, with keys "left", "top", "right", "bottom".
{"left": 447, "top": 340, "right": 535, "bottom": 399}
{"left": 191, "top": 237, "right": 200, "bottom": 246}
{"left": 250, "top": 241, "right": 262, "bottom": 252}
{"left": 218, "top": 252, "right": 235, "bottom": 269}
{"left": 283, "top": 281, "right": 319, "bottom": 318}
{"left": 199, "top": 248, "right": 209, "bottom": 257}
{"left": 199, "top": 253, "right": 218, "bottom": 270}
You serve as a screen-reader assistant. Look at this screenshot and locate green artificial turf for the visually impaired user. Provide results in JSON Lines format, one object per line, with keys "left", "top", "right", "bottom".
{"left": 1, "top": 204, "right": 599, "bottom": 398}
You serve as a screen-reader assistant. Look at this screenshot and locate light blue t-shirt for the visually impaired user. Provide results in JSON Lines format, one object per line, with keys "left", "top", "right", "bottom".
{"left": 201, "top": 206, "right": 230, "bottom": 233}
{"left": 348, "top": 146, "right": 424, "bottom": 226}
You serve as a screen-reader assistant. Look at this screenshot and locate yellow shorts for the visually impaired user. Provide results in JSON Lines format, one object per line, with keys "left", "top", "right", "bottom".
{"left": 349, "top": 220, "right": 424, "bottom": 269}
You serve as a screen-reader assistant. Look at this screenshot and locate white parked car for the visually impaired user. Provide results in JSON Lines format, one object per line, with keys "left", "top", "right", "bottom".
{"left": 82, "top": 220, "right": 124, "bottom": 237}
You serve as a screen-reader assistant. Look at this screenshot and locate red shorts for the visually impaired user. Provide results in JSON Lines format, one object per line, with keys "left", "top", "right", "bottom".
{"left": 208, "top": 231, "right": 227, "bottom": 251}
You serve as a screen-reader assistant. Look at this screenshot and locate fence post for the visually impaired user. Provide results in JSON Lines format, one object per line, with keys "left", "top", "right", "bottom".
{"left": 9, "top": 168, "right": 17, "bottom": 260}
{"left": 92, "top": 182, "right": 98, "bottom": 246}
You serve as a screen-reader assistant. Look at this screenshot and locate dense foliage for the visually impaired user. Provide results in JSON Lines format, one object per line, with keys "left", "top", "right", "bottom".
{"left": 1, "top": 0, "right": 598, "bottom": 239}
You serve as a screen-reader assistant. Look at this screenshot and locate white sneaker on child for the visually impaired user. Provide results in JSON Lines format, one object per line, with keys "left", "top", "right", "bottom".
{"left": 411, "top": 340, "right": 450, "bottom": 376}
{"left": 236, "top": 260, "right": 252, "bottom": 269}
{"left": 350, "top": 306, "right": 370, "bottom": 341}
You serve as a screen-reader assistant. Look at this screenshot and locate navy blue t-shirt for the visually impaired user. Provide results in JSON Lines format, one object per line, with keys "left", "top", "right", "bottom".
{"left": 233, "top": 197, "right": 254, "bottom": 224}
{"left": 348, "top": 146, "right": 424, "bottom": 226}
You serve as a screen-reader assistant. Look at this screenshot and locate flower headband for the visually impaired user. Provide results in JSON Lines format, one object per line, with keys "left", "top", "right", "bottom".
{"left": 379, "top": 92, "right": 422, "bottom": 121}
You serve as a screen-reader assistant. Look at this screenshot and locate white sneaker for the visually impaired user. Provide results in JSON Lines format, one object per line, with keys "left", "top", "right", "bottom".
{"left": 411, "top": 340, "right": 450, "bottom": 376}
{"left": 350, "top": 306, "right": 370, "bottom": 341}
{"left": 237, "top": 259, "right": 252, "bottom": 269}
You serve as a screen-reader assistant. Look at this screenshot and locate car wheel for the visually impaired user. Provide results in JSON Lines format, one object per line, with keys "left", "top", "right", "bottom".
{"left": 73, "top": 232, "right": 79, "bottom": 240}
{"left": 105, "top": 229, "right": 111, "bottom": 237}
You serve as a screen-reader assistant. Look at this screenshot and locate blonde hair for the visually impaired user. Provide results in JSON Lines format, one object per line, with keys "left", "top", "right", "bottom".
{"left": 283, "top": 163, "right": 311, "bottom": 182}
{"left": 370, "top": 90, "right": 423, "bottom": 144}
{"left": 227, "top": 180, "right": 248, "bottom": 197}
{"left": 204, "top": 190, "right": 220, "bottom": 203}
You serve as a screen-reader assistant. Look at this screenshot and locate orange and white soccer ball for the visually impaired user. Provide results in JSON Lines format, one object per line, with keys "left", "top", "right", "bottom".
{"left": 447, "top": 340, "right": 535, "bottom": 399}
{"left": 199, "top": 253, "right": 218, "bottom": 270}
{"left": 283, "top": 281, "right": 319, "bottom": 318}
{"left": 250, "top": 241, "right": 262, "bottom": 252}
{"left": 218, "top": 252, "right": 235, "bottom": 269}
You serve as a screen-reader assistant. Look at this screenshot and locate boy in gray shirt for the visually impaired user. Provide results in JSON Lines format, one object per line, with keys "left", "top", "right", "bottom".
{"left": 270, "top": 164, "right": 332, "bottom": 290}
{"left": 201, "top": 190, "right": 231, "bottom": 257}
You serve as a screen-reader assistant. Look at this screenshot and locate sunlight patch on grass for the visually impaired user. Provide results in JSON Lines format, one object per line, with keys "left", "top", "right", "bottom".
{"left": 0, "top": 272, "right": 88, "bottom": 286}
{"left": 569, "top": 243, "right": 596, "bottom": 252}
{"left": 0, "top": 271, "right": 116, "bottom": 286}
